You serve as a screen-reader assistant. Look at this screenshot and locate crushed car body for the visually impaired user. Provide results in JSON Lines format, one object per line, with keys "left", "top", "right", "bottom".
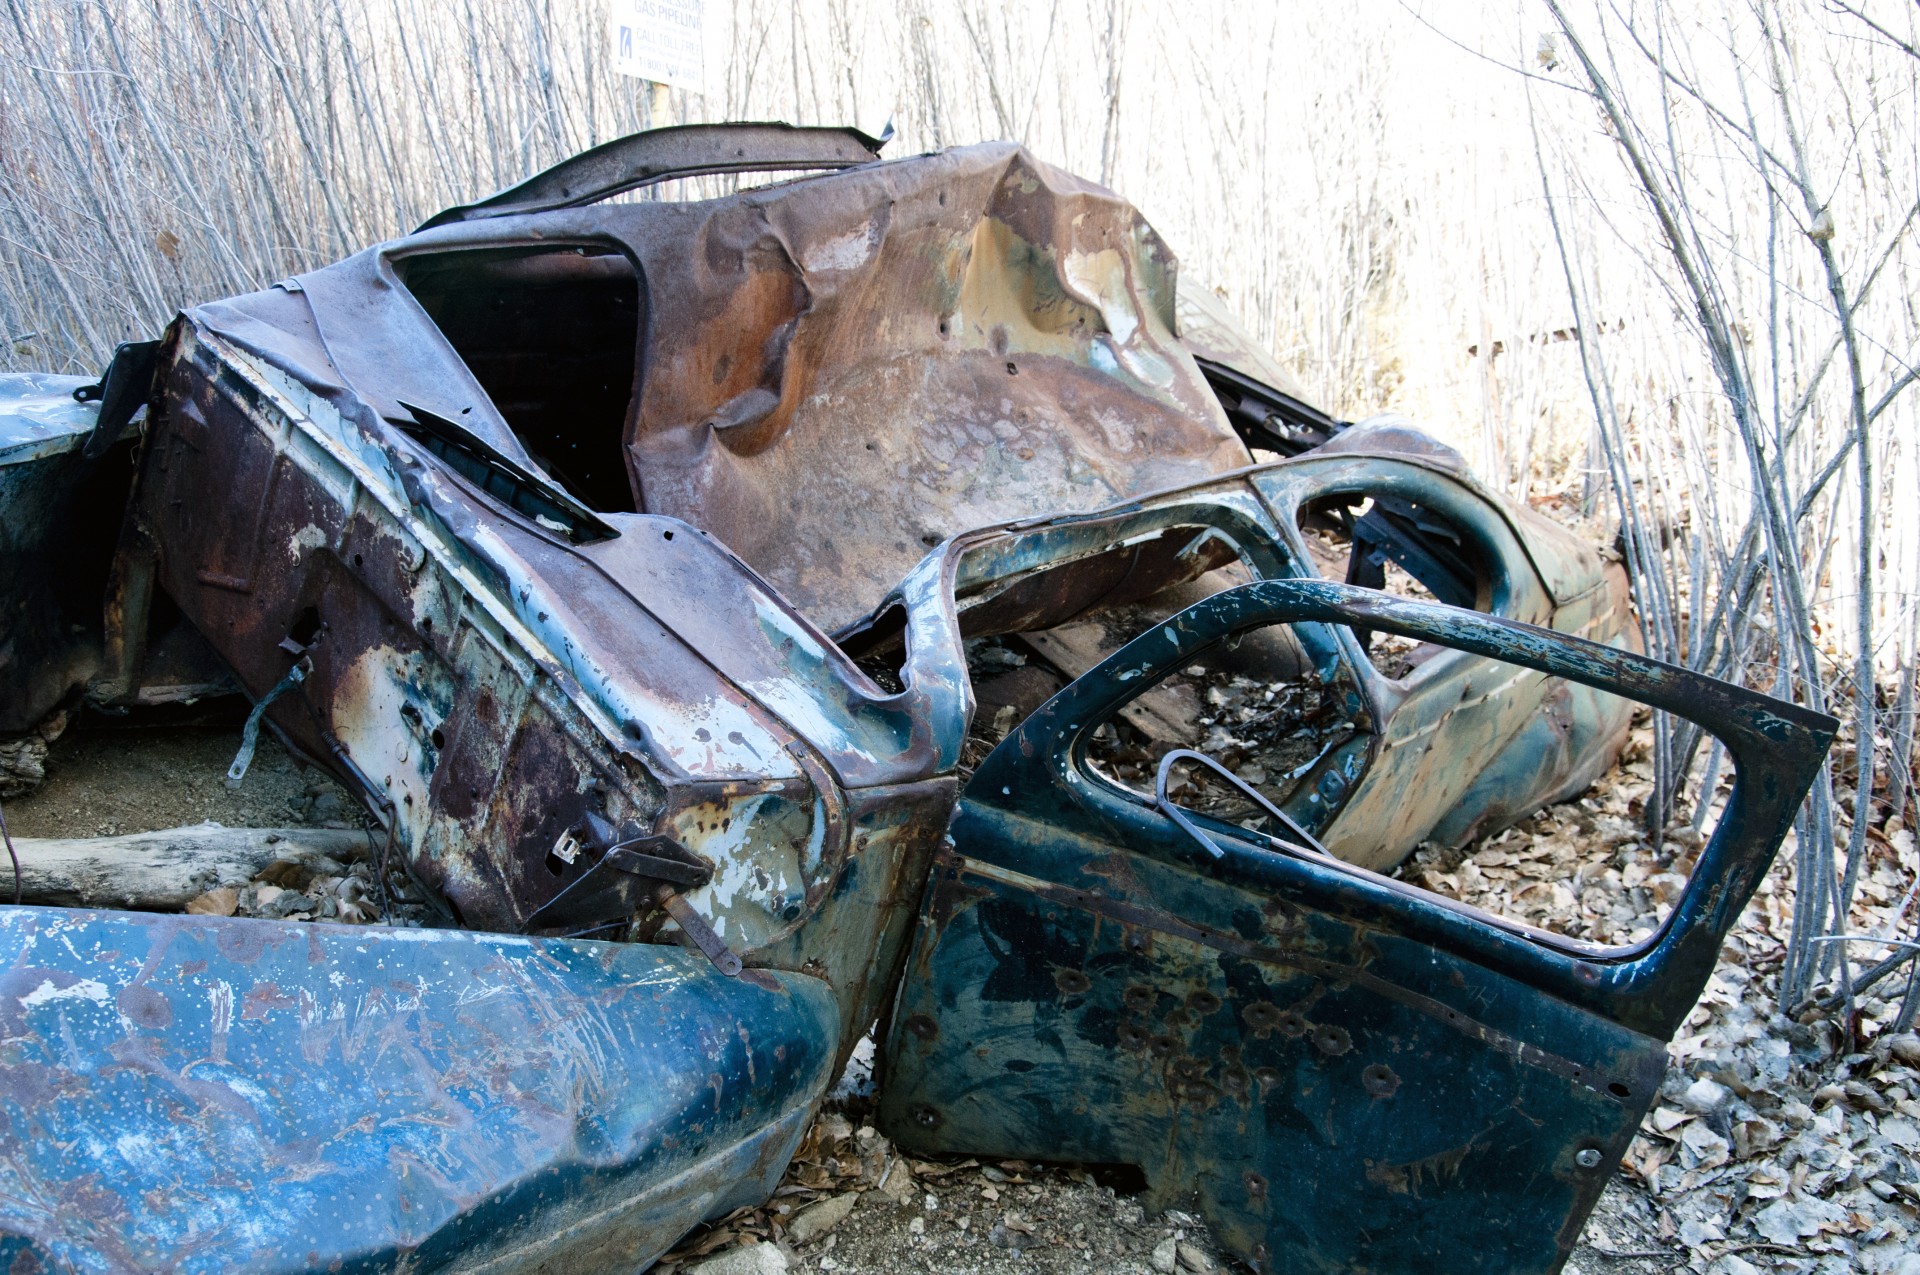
{"left": 0, "top": 123, "right": 1834, "bottom": 1273}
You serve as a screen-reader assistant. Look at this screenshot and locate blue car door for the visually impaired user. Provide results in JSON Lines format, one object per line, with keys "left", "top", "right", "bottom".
{"left": 877, "top": 580, "right": 1830, "bottom": 1274}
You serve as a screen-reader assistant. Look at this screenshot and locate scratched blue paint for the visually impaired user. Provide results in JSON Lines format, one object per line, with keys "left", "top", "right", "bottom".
{"left": 0, "top": 908, "right": 838, "bottom": 1273}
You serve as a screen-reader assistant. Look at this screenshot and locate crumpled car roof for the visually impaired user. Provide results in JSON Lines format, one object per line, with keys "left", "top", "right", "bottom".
{"left": 194, "top": 142, "right": 1252, "bottom": 633}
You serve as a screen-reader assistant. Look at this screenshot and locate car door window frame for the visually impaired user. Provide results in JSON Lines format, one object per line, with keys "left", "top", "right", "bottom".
{"left": 980, "top": 577, "right": 1830, "bottom": 1037}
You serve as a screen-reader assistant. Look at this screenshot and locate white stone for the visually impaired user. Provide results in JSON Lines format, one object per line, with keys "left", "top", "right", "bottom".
{"left": 787, "top": 1193, "right": 857, "bottom": 1246}
{"left": 1150, "top": 1236, "right": 1179, "bottom": 1274}
{"left": 688, "top": 1241, "right": 789, "bottom": 1275}
{"left": 1177, "top": 1239, "right": 1217, "bottom": 1272}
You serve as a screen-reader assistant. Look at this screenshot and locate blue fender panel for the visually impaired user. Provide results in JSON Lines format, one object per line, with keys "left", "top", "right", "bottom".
{"left": 0, "top": 907, "right": 839, "bottom": 1273}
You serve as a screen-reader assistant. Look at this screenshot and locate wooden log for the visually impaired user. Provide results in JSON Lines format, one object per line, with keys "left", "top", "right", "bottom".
{"left": 6, "top": 823, "right": 376, "bottom": 911}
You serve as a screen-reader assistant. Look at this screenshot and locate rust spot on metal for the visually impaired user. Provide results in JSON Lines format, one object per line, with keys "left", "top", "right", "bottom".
{"left": 115, "top": 985, "right": 171, "bottom": 1030}
{"left": 904, "top": 1013, "right": 938, "bottom": 1042}
{"left": 1312, "top": 1024, "right": 1352, "bottom": 1056}
{"left": 1364, "top": 1143, "right": 1479, "bottom": 1197}
{"left": 1053, "top": 968, "right": 1091, "bottom": 996}
{"left": 239, "top": 981, "right": 300, "bottom": 1020}
{"left": 213, "top": 923, "right": 268, "bottom": 964}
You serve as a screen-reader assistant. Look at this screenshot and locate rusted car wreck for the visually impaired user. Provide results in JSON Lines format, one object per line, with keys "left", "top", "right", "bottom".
{"left": 0, "top": 124, "right": 1833, "bottom": 1274}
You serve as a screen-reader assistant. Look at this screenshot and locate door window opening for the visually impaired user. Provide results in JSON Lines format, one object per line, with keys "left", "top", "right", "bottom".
{"left": 398, "top": 245, "right": 643, "bottom": 514}
{"left": 1392, "top": 701, "right": 1729, "bottom": 948}
{"left": 943, "top": 522, "right": 1368, "bottom": 801}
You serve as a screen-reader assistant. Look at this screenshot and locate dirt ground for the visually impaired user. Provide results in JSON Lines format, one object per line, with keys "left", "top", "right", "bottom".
{"left": 4, "top": 706, "right": 360, "bottom": 840}
{"left": 8, "top": 708, "right": 1917, "bottom": 1275}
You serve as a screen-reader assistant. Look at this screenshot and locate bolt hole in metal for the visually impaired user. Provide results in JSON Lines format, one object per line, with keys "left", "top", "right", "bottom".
{"left": 1607, "top": 1081, "right": 1631, "bottom": 1099}
{"left": 1360, "top": 1062, "right": 1400, "bottom": 1098}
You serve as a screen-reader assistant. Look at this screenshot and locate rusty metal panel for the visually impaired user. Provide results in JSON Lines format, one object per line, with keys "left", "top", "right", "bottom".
{"left": 193, "top": 142, "right": 1251, "bottom": 636}
{"left": 617, "top": 145, "right": 1250, "bottom": 634}
{"left": 0, "top": 906, "right": 838, "bottom": 1273}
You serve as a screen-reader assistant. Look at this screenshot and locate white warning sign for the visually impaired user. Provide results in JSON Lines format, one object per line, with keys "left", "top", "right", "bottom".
{"left": 609, "top": 0, "right": 706, "bottom": 95}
